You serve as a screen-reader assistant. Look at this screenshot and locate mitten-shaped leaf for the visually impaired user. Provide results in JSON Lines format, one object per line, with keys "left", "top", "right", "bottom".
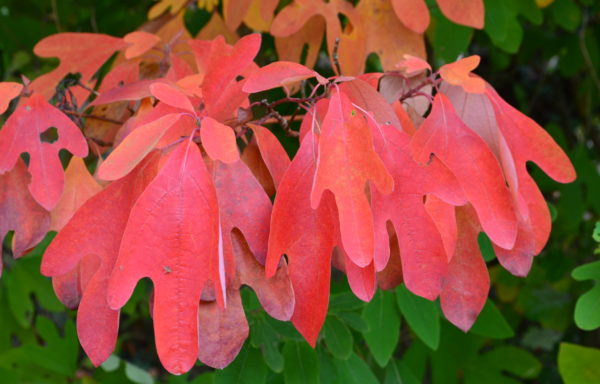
{"left": 107, "top": 142, "right": 222, "bottom": 374}
{"left": 410, "top": 93, "right": 518, "bottom": 250}
{"left": 312, "top": 90, "right": 393, "bottom": 267}
{"left": 0, "top": 94, "right": 88, "bottom": 210}
{"left": 41, "top": 152, "right": 161, "bottom": 367}
{"left": 267, "top": 131, "right": 338, "bottom": 345}
{"left": 372, "top": 124, "right": 464, "bottom": 300}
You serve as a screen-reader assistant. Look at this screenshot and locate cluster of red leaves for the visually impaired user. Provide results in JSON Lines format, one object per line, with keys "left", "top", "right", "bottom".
{"left": 0, "top": 16, "right": 574, "bottom": 377}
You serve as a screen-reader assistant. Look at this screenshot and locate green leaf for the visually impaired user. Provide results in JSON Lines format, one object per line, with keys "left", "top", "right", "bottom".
{"left": 336, "top": 311, "right": 369, "bottom": 333}
{"left": 329, "top": 292, "right": 366, "bottom": 313}
{"left": 559, "top": 343, "right": 600, "bottom": 383}
{"left": 384, "top": 360, "right": 420, "bottom": 384}
{"left": 334, "top": 353, "right": 379, "bottom": 384}
{"left": 250, "top": 316, "right": 284, "bottom": 372}
{"left": 282, "top": 342, "right": 319, "bottom": 384}
{"left": 362, "top": 290, "right": 400, "bottom": 367}
{"left": 396, "top": 284, "right": 440, "bottom": 350}
{"left": 478, "top": 233, "right": 497, "bottom": 262}
{"left": 521, "top": 327, "right": 562, "bottom": 351}
{"left": 550, "top": 0, "right": 582, "bottom": 32}
{"left": 572, "top": 260, "right": 600, "bottom": 330}
{"left": 427, "top": 7, "right": 474, "bottom": 64}
{"left": 323, "top": 316, "right": 353, "bottom": 360}
{"left": 469, "top": 300, "right": 514, "bottom": 339}
{"left": 215, "top": 345, "right": 267, "bottom": 384}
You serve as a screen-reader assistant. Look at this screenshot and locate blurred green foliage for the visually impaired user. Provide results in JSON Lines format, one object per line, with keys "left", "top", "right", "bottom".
{"left": 1, "top": 0, "right": 599, "bottom": 383}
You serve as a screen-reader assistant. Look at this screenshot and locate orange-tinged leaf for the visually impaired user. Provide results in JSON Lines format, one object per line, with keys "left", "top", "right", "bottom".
{"left": 150, "top": 83, "right": 196, "bottom": 113}
{"left": 223, "top": 0, "right": 252, "bottom": 31}
{"left": 197, "top": 13, "right": 239, "bottom": 44}
{"left": 271, "top": 0, "right": 366, "bottom": 75}
{"left": 438, "top": 55, "right": 486, "bottom": 94}
{"left": 108, "top": 142, "right": 222, "bottom": 375}
{"left": 243, "top": 0, "right": 279, "bottom": 31}
{"left": 0, "top": 82, "right": 23, "bottom": 114}
{"left": 410, "top": 93, "right": 517, "bottom": 250}
{"left": 311, "top": 90, "right": 393, "bottom": 267}
{"left": 0, "top": 94, "right": 88, "bottom": 210}
{"left": 201, "top": 117, "right": 239, "bottom": 164}
{"left": 357, "top": 0, "right": 426, "bottom": 71}
{"left": 31, "top": 33, "right": 126, "bottom": 100}
{"left": 124, "top": 31, "right": 161, "bottom": 59}
{"left": 148, "top": 0, "right": 187, "bottom": 19}
{"left": 396, "top": 54, "right": 432, "bottom": 74}
{"left": 97, "top": 113, "right": 181, "bottom": 180}
{"left": 274, "top": 16, "right": 325, "bottom": 69}
{"left": 243, "top": 61, "right": 324, "bottom": 94}
{"left": 440, "top": 205, "right": 489, "bottom": 331}
{"left": 436, "top": 0, "right": 484, "bottom": 29}
{"left": 50, "top": 157, "right": 103, "bottom": 231}
{"left": 266, "top": 131, "right": 338, "bottom": 346}
{"left": 391, "top": 0, "right": 430, "bottom": 33}
{"left": 0, "top": 159, "right": 50, "bottom": 261}
{"left": 41, "top": 153, "right": 161, "bottom": 367}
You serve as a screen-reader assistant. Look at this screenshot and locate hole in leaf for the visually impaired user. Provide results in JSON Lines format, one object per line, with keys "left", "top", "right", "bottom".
{"left": 236, "top": 75, "right": 245, "bottom": 82}
{"left": 40, "top": 127, "right": 59, "bottom": 144}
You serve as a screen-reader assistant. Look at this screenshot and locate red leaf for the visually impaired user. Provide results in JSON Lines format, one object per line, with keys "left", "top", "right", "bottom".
{"left": 201, "top": 34, "right": 261, "bottom": 120}
{"left": 425, "top": 195, "right": 457, "bottom": 261}
{"left": 243, "top": 61, "right": 325, "bottom": 94}
{"left": 107, "top": 142, "right": 222, "bottom": 374}
{"left": 396, "top": 54, "right": 432, "bottom": 74}
{"left": 0, "top": 94, "right": 88, "bottom": 210}
{"left": 0, "top": 82, "right": 23, "bottom": 114}
{"left": 41, "top": 152, "right": 161, "bottom": 366}
{"left": 311, "top": 90, "right": 393, "bottom": 267}
{"left": 150, "top": 83, "right": 196, "bottom": 113}
{"left": 436, "top": 0, "right": 484, "bottom": 29}
{"left": 371, "top": 125, "right": 463, "bottom": 300}
{"left": 266, "top": 131, "right": 338, "bottom": 346}
{"left": 124, "top": 31, "right": 160, "bottom": 59}
{"left": 0, "top": 159, "right": 50, "bottom": 261}
{"left": 338, "top": 247, "right": 376, "bottom": 302}
{"left": 231, "top": 232, "right": 294, "bottom": 321}
{"left": 440, "top": 205, "right": 489, "bottom": 331}
{"left": 31, "top": 33, "right": 127, "bottom": 100}
{"left": 97, "top": 113, "right": 182, "bottom": 180}
{"left": 247, "top": 124, "right": 291, "bottom": 189}
{"left": 197, "top": 289, "right": 249, "bottom": 369}
{"left": 410, "top": 93, "right": 518, "bottom": 250}
{"left": 201, "top": 117, "right": 239, "bottom": 164}
{"left": 391, "top": 0, "right": 430, "bottom": 33}
{"left": 444, "top": 83, "right": 575, "bottom": 275}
